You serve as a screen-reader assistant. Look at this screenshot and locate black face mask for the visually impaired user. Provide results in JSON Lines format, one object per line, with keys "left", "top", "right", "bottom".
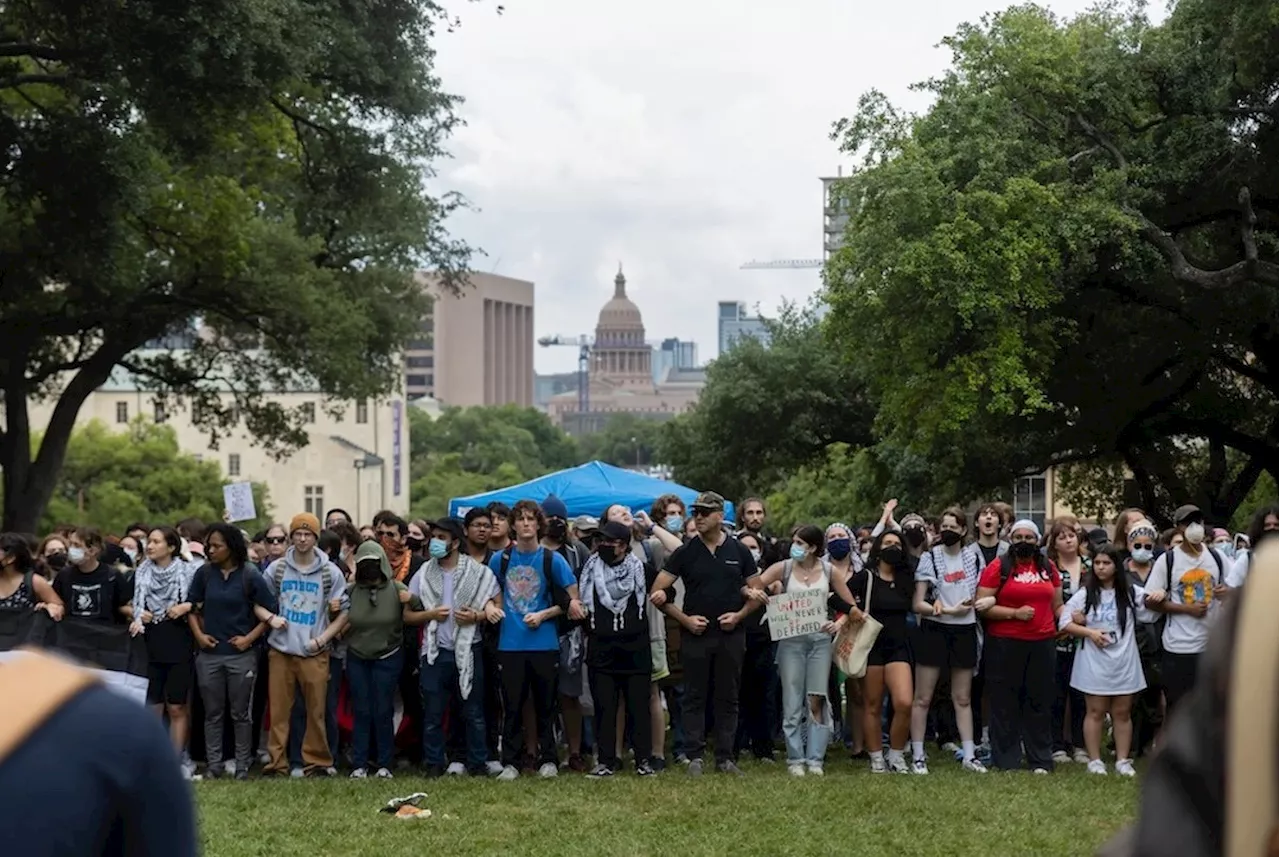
{"left": 939, "top": 530, "right": 963, "bottom": 547}
{"left": 904, "top": 528, "right": 926, "bottom": 548}
{"left": 546, "top": 519, "right": 568, "bottom": 542}
{"left": 356, "top": 559, "right": 383, "bottom": 585}
{"left": 879, "top": 546, "right": 904, "bottom": 566}
{"left": 597, "top": 544, "right": 623, "bottom": 566}
{"left": 1011, "top": 541, "right": 1038, "bottom": 560}
{"left": 45, "top": 552, "right": 68, "bottom": 572}
{"left": 406, "top": 537, "right": 424, "bottom": 552}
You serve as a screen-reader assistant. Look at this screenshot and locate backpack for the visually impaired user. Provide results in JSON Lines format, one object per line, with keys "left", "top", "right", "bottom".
{"left": 272, "top": 561, "right": 336, "bottom": 606}
{"left": 499, "top": 547, "right": 571, "bottom": 633}
{"left": 1152, "top": 547, "right": 1224, "bottom": 657}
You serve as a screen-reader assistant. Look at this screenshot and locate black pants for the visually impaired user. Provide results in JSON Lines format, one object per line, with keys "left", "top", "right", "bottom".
{"left": 398, "top": 629, "right": 423, "bottom": 763}
{"left": 682, "top": 629, "right": 746, "bottom": 764}
{"left": 985, "top": 636, "right": 1056, "bottom": 771}
{"left": 482, "top": 626, "right": 504, "bottom": 761}
{"left": 1162, "top": 651, "right": 1200, "bottom": 716}
{"left": 1052, "top": 648, "right": 1086, "bottom": 752}
{"left": 735, "top": 634, "right": 777, "bottom": 759}
{"left": 497, "top": 650, "right": 559, "bottom": 768}
{"left": 592, "top": 671, "right": 652, "bottom": 770}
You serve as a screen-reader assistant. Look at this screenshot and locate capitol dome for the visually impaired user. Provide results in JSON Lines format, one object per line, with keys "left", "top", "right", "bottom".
{"left": 595, "top": 267, "right": 645, "bottom": 340}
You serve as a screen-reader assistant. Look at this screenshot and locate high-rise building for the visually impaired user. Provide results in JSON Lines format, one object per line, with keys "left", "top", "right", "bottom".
{"left": 652, "top": 337, "right": 698, "bottom": 383}
{"left": 408, "top": 272, "right": 535, "bottom": 407}
{"left": 821, "top": 166, "right": 853, "bottom": 262}
{"left": 717, "top": 301, "right": 771, "bottom": 356}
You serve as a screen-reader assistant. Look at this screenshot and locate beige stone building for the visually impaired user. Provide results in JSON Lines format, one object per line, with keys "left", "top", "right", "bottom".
{"left": 548, "top": 268, "right": 704, "bottom": 435}
{"left": 21, "top": 351, "right": 411, "bottom": 525}
{"left": 407, "top": 271, "right": 535, "bottom": 407}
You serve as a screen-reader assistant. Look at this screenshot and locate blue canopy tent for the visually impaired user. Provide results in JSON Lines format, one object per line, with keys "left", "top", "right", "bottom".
{"left": 448, "top": 461, "right": 735, "bottom": 523}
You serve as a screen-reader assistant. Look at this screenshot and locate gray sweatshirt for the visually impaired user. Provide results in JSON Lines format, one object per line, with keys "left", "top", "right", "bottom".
{"left": 262, "top": 547, "right": 348, "bottom": 657}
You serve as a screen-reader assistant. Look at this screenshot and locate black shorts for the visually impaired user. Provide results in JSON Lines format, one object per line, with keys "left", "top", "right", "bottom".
{"left": 147, "top": 659, "right": 193, "bottom": 705}
{"left": 867, "top": 629, "right": 912, "bottom": 667}
{"left": 914, "top": 621, "right": 979, "bottom": 670}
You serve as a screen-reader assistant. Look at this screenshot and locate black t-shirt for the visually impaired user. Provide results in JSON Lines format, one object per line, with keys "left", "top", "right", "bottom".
{"left": 664, "top": 534, "right": 754, "bottom": 627}
{"left": 586, "top": 563, "right": 657, "bottom": 675}
{"left": 52, "top": 564, "right": 132, "bottom": 623}
{"left": 978, "top": 543, "right": 1000, "bottom": 567}
{"left": 851, "top": 567, "right": 914, "bottom": 641}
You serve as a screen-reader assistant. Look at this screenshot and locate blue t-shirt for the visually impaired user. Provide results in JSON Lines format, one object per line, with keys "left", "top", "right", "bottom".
{"left": 489, "top": 547, "right": 576, "bottom": 653}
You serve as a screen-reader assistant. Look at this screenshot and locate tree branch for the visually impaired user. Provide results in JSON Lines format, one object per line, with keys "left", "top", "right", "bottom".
{"left": 1131, "top": 204, "right": 1278, "bottom": 289}
{"left": 0, "top": 43, "right": 62, "bottom": 60}
{"left": 1073, "top": 113, "right": 1128, "bottom": 171}
{"left": 270, "top": 97, "right": 333, "bottom": 137}
{"left": 0, "top": 73, "right": 69, "bottom": 89}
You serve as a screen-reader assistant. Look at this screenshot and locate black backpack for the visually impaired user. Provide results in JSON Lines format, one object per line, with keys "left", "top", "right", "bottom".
{"left": 499, "top": 547, "right": 572, "bottom": 634}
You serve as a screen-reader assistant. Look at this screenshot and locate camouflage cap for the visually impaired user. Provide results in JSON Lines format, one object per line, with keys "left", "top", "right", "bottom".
{"left": 690, "top": 491, "right": 726, "bottom": 513}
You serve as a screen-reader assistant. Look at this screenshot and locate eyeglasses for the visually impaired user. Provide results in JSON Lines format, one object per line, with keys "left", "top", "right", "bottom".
{"left": 264, "top": 537, "right": 286, "bottom": 545}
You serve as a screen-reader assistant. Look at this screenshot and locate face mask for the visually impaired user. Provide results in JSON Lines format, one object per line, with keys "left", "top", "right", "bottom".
{"left": 749, "top": 549, "right": 762, "bottom": 564}
{"left": 355, "top": 560, "right": 383, "bottom": 585}
{"left": 1129, "top": 547, "right": 1154, "bottom": 564}
{"left": 1011, "top": 541, "right": 1038, "bottom": 560}
{"left": 124, "top": 548, "right": 138, "bottom": 563}
{"left": 826, "top": 538, "right": 852, "bottom": 560}
{"left": 597, "top": 544, "right": 622, "bottom": 566}
{"left": 879, "top": 546, "right": 904, "bottom": 566}
{"left": 789, "top": 544, "right": 808, "bottom": 562}
{"left": 1213, "top": 541, "right": 1234, "bottom": 558}
{"left": 46, "top": 552, "right": 67, "bottom": 571}
{"left": 939, "top": 530, "right": 962, "bottom": 548}
{"left": 406, "top": 536, "right": 424, "bottom": 552}
{"left": 1183, "top": 522, "right": 1205, "bottom": 545}
{"left": 67, "top": 547, "right": 86, "bottom": 565}
{"left": 903, "top": 529, "right": 926, "bottom": 548}
{"left": 664, "top": 515, "right": 683, "bottom": 533}
{"left": 428, "top": 538, "right": 449, "bottom": 559}
{"left": 544, "top": 518, "right": 568, "bottom": 542}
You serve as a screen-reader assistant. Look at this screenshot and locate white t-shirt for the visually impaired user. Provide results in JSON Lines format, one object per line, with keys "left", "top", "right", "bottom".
{"left": 1142, "top": 545, "right": 1228, "bottom": 655}
{"left": 1059, "top": 586, "right": 1154, "bottom": 695}
{"left": 915, "top": 547, "right": 979, "bottom": 626}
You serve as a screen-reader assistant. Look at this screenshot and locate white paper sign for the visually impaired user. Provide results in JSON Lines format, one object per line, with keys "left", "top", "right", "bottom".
{"left": 765, "top": 590, "right": 828, "bottom": 641}
{"left": 223, "top": 482, "right": 257, "bottom": 523}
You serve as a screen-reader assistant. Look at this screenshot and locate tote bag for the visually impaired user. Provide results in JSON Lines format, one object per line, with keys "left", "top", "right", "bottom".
{"left": 831, "top": 570, "right": 883, "bottom": 679}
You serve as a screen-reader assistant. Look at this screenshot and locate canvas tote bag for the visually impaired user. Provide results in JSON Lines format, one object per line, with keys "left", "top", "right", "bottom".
{"left": 831, "top": 570, "right": 883, "bottom": 679}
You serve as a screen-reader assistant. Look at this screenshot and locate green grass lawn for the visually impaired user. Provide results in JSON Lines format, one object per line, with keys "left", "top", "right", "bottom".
{"left": 196, "top": 756, "right": 1138, "bottom": 857}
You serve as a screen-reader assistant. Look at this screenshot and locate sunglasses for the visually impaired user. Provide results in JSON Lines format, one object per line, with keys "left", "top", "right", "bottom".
{"left": 1131, "top": 542, "right": 1154, "bottom": 550}
{"left": 264, "top": 536, "right": 286, "bottom": 545}
{"left": 691, "top": 508, "right": 717, "bottom": 518}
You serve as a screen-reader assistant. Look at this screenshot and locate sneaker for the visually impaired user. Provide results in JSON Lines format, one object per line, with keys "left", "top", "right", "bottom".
{"left": 756, "top": 755, "right": 776, "bottom": 764}
{"left": 537, "top": 762, "right": 558, "bottom": 779}
{"left": 497, "top": 765, "right": 520, "bottom": 781}
{"left": 806, "top": 762, "right": 824, "bottom": 776}
{"left": 870, "top": 755, "right": 887, "bottom": 774}
{"left": 234, "top": 770, "right": 249, "bottom": 781}
{"left": 486, "top": 760, "right": 504, "bottom": 776}
{"left": 1073, "top": 748, "right": 1092, "bottom": 765}
{"left": 322, "top": 767, "right": 338, "bottom": 778}
{"left": 962, "top": 758, "right": 988, "bottom": 773}
{"left": 788, "top": 763, "right": 806, "bottom": 777}
{"left": 912, "top": 759, "right": 929, "bottom": 775}
{"left": 1115, "top": 759, "right": 1136, "bottom": 778}
{"left": 635, "top": 762, "right": 656, "bottom": 777}
{"left": 940, "top": 741, "right": 959, "bottom": 755}
{"left": 1087, "top": 759, "right": 1108, "bottom": 775}
{"left": 976, "top": 743, "right": 992, "bottom": 765}
{"left": 289, "top": 768, "right": 304, "bottom": 779}
{"left": 674, "top": 753, "right": 690, "bottom": 765}
{"left": 887, "top": 754, "right": 910, "bottom": 775}
{"left": 446, "top": 762, "right": 466, "bottom": 776}
{"left": 257, "top": 750, "right": 270, "bottom": 765}
{"left": 350, "top": 768, "right": 368, "bottom": 779}
{"left": 374, "top": 768, "right": 393, "bottom": 779}
{"left": 650, "top": 756, "right": 667, "bottom": 772}
{"left": 1032, "top": 767, "right": 1051, "bottom": 775}
{"left": 587, "top": 764, "right": 614, "bottom": 778}
{"left": 566, "top": 754, "right": 587, "bottom": 773}
{"left": 716, "top": 760, "right": 745, "bottom": 777}
{"left": 1052, "top": 750, "right": 1071, "bottom": 765}
{"left": 687, "top": 759, "right": 703, "bottom": 778}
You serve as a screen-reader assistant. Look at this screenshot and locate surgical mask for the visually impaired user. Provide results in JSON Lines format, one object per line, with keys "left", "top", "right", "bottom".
{"left": 826, "top": 538, "right": 852, "bottom": 560}
{"left": 664, "top": 515, "right": 684, "bottom": 533}
{"left": 1213, "top": 541, "right": 1234, "bottom": 558}
{"left": 428, "top": 538, "right": 449, "bottom": 559}
{"left": 1011, "top": 541, "right": 1038, "bottom": 560}
{"left": 124, "top": 548, "right": 138, "bottom": 563}
{"left": 879, "top": 546, "right": 904, "bottom": 566}
{"left": 67, "top": 547, "right": 86, "bottom": 565}
{"left": 789, "top": 544, "right": 808, "bottom": 562}
{"left": 1183, "top": 522, "right": 1205, "bottom": 545}
{"left": 749, "top": 549, "right": 762, "bottom": 565}
{"left": 1129, "top": 547, "right": 1154, "bottom": 564}
{"left": 939, "top": 530, "right": 962, "bottom": 548}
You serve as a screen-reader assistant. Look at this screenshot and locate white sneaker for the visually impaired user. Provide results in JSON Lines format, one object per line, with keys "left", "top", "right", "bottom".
{"left": 787, "top": 763, "right": 806, "bottom": 777}
{"left": 887, "top": 753, "right": 910, "bottom": 774}
{"left": 1087, "top": 759, "right": 1108, "bottom": 775}
{"left": 486, "top": 760, "right": 504, "bottom": 776}
{"left": 1115, "top": 759, "right": 1136, "bottom": 778}
{"left": 962, "top": 758, "right": 988, "bottom": 773}
{"left": 1032, "top": 768, "right": 1050, "bottom": 775}
{"left": 869, "top": 755, "right": 887, "bottom": 774}
{"left": 446, "top": 762, "right": 466, "bottom": 776}
{"left": 1051, "top": 750, "right": 1071, "bottom": 765}
{"left": 806, "top": 762, "right": 824, "bottom": 776}
{"left": 289, "top": 767, "right": 304, "bottom": 779}
{"left": 538, "top": 762, "right": 558, "bottom": 778}
{"left": 497, "top": 765, "right": 520, "bottom": 781}
{"left": 1072, "top": 748, "right": 1091, "bottom": 764}
{"left": 349, "top": 768, "right": 367, "bottom": 779}
{"left": 375, "top": 768, "right": 393, "bottom": 779}
{"left": 911, "top": 759, "right": 929, "bottom": 775}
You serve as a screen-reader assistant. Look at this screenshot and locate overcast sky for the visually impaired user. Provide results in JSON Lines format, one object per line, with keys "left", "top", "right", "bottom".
{"left": 432, "top": 0, "right": 1101, "bottom": 375}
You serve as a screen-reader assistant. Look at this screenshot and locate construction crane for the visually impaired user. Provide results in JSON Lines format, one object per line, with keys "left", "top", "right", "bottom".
{"left": 537, "top": 334, "right": 593, "bottom": 413}
{"left": 739, "top": 259, "right": 823, "bottom": 270}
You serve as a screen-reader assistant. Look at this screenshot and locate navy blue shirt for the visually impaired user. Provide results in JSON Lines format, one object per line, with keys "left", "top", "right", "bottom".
{"left": 186, "top": 563, "right": 277, "bottom": 655}
{"left": 0, "top": 685, "right": 198, "bottom": 857}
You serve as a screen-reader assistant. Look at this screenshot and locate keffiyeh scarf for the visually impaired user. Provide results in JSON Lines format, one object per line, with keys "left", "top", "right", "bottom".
{"left": 133, "top": 557, "right": 195, "bottom": 624}
{"left": 418, "top": 554, "right": 488, "bottom": 700}
{"left": 579, "top": 551, "right": 646, "bottom": 632}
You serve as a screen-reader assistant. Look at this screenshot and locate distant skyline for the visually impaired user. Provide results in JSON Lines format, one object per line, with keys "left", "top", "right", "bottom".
{"left": 431, "top": 0, "right": 1101, "bottom": 373}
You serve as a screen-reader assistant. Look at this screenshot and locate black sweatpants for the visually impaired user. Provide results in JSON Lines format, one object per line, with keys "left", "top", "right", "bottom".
{"left": 1162, "top": 651, "right": 1200, "bottom": 717}
{"left": 497, "top": 650, "right": 559, "bottom": 768}
{"left": 592, "top": 671, "right": 652, "bottom": 770}
{"left": 482, "top": 626, "right": 504, "bottom": 761}
{"left": 985, "top": 635, "right": 1056, "bottom": 771}
{"left": 735, "top": 634, "right": 777, "bottom": 759}
{"left": 1052, "top": 648, "right": 1086, "bottom": 752}
{"left": 682, "top": 629, "right": 746, "bottom": 764}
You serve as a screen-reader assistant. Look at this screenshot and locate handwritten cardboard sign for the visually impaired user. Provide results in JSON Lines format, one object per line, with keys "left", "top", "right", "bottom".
{"left": 766, "top": 590, "right": 828, "bottom": 641}
{"left": 223, "top": 482, "right": 257, "bottom": 523}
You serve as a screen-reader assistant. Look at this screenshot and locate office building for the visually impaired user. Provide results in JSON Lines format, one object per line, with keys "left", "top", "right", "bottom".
{"left": 821, "top": 166, "right": 854, "bottom": 262}
{"left": 652, "top": 337, "right": 699, "bottom": 384}
{"left": 409, "top": 271, "right": 535, "bottom": 407}
{"left": 717, "top": 301, "right": 771, "bottom": 356}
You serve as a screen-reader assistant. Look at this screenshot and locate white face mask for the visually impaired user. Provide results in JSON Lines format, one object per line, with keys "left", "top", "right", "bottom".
{"left": 749, "top": 549, "right": 762, "bottom": 564}
{"left": 124, "top": 548, "right": 137, "bottom": 563}
{"left": 1183, "top": 522, "right": 1206, "bottom": 545}
{"left": 67, "top": 546, "right": 86, "bottom": 565}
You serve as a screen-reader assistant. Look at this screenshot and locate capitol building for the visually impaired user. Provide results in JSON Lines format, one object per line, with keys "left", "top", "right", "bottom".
{"left": 547, "top": 268, "right": 704, "bottom": 435}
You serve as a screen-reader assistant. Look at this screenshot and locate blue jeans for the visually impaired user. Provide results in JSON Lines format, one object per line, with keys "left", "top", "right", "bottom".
{"left": 420, "top": 646, "right": 487, "bottom": 770}
{"left": 776, "top": 632, "right": 834, "bottom": 765}
{"left": 347, "top": 650, "right": 403, "bottom": 771}
{"left": 289, "top": 653, "right": 341, "bottom": 768}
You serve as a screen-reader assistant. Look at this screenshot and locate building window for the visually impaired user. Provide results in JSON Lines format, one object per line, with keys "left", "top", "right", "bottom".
{"left": 406, "top": 355, "right": 434, "bottom": 368}
{"left": 153, "top": 400, "right": 167, "bottom": 423}
{"left": 301, "top": 402, "right": 316, "bottom": 424}
{"left": 228, "top": 453, "right": 241, "bottom": 477}
{"left": 304, "top": 485, "right": 324, "bottom": 518}
{"left": 355, "top": 399, "right": 369, "bottom": 424}
{"left": 1014, "top": 472, "right": 1048, "bottom": 534}
{"left": 406, "top": 374, "right": 428, "bottom": 389}
{"left": 425, "top": 373, "right": 434, "bottom": 387}
{"left": 115, "top": 401, "right": 129, "bottom": 424}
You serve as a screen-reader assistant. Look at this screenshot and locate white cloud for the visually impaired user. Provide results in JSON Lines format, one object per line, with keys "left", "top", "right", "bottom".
{"left": 430, "top": 0, "right": 1103, "bottom": 373}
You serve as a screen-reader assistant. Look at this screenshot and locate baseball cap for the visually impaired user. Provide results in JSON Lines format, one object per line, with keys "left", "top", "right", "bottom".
{"left": 599, "top": 521, "right": 632, "bottom": 543}
{"left": 690, "top": 491, "right": 725, "bottom": 513}
{"left": 1173, "top": 504, "right": 1203, "bottom": 525}
{"left": 571, "top": 514, "right": 599, "bottom": 532}
{"left": 430, "top": 517, "right": 463, "bottom": 540}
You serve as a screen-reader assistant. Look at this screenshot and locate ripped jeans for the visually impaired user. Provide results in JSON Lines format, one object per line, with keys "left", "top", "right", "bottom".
{"left": 776, "top": 631, "right": 834, "bottom": 765}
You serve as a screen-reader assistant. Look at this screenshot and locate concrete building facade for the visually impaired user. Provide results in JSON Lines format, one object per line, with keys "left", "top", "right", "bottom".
{"left": 407, "top": 272, "right": 535, "bottom": 408}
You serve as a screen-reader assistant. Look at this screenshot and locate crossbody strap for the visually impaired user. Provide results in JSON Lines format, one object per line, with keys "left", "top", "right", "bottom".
{"left": 0, "top": 649, "right": 99, "bottom": 766}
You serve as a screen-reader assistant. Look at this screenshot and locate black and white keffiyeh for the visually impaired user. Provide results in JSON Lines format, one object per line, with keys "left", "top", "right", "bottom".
{"left": 578, "top": 551, "right": 646, "bottom": 632}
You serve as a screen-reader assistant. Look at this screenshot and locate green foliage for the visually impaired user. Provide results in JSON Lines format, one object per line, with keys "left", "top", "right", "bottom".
{"left": 0, "top": 0, "right": 481, "bottom": 531}
{"left": 578, "top": 414, "right": 665, "bottom": 468}
{"left": 764, "top": 444, "right": 888, "bottom": 533}
{"left": 30, "top": 419, "right": 270, "bottom": 535}
{"left": 1228, "top": 472, "right": 1279, "bottom": 534}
